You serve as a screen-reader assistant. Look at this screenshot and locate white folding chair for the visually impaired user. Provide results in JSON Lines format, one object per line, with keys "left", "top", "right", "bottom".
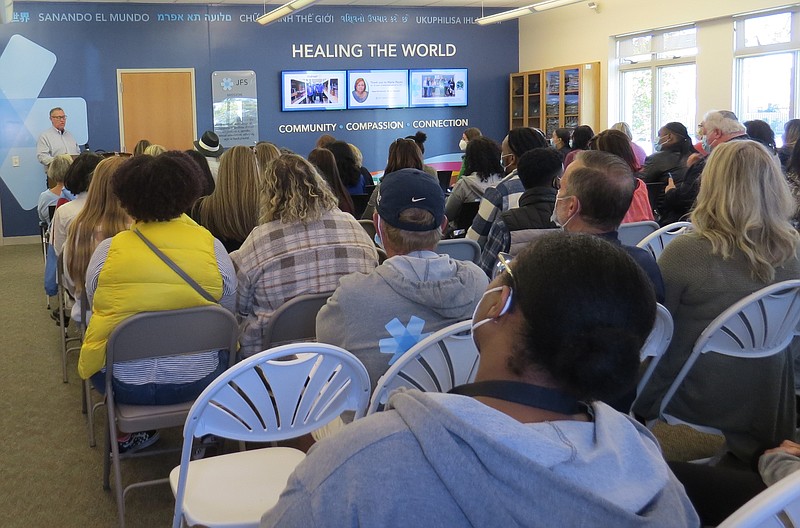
{"left": 718, "top": 470, "right": 800, "bottom": 528}
{"left": 436, "top": 238, "right": 481, "bottom": 264}
{"left": 635, "top": 303, "right": 673, "bottom": 401}
{"left": 170, "top": 343, "right": 371, "bottom": 528}
{"left": 617, "top": 220, "right": 659, "bottom": 246}
{"left": 658, "top": 280, "right": 800, "bottom": 434}
{"left": 368, "top": 319, "right": 478, "bottom": 415}
{"left": 636, "top": 221, "right": 692, "bottom": 260}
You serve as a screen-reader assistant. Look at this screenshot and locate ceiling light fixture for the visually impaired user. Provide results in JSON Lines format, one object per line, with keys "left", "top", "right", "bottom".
{"left": 256, "top": 0, "right": 319, "bottom": 26}
{"left": 475, "top": 0, "right": 585, "bottom": 26}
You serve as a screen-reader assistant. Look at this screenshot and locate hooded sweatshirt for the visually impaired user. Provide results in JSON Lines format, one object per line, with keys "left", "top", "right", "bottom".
{"left": 261, "top": 390, "right": 700, "bottom": 527}
{"left": 446, "top": 172, "right": 504, "bottom": 226}
{"left": 316, "top": 251, "right": 488, "bottom": 389}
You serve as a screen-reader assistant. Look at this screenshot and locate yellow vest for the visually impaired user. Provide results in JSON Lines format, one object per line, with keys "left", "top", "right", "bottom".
{"left": 78, "top": 215, "right": 223, "bottom": 379}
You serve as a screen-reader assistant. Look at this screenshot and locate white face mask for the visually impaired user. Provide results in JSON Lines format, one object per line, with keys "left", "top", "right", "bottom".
{"left": 471, "top": 286, "right": 513, "bottom": 350}
{"left": 550, "top": 195, "right": 575, "bottom": 228}
{"left": 374, "top": 216, "right": 384, "bottom": 249}
{"left": 459, "top": 139, "right": 468, "bottom": 151}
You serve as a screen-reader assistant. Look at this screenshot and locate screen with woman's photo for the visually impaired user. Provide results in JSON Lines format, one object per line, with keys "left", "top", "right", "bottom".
{"left": 409, "top": 68, "right": 467, "bottom": 108}
{"left": 347, "top": 70, "right": 409, "bottom": 109}
{"left": 281, "top": 70, "right": 347, "bottom": 111}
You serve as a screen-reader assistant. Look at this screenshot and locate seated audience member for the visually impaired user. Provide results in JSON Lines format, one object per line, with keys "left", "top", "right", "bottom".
{"left": 479, "top": 148, "right": 560, "bottom": 274}
{"left": 784, "top": 139, "right": 800, "bottom": 226}
{"left": 405, "top": 130, "right": 438, "bottom": 179}
{"left": 551, "top": 127, "right": 573, "bottom": 160}
{"left": 309, "top": 148, "right": 355, "bottom": 216}
{"left": 466, "top": 127, "right": 548, "bottom": 247}
{"left": 659, "top": 110, "right": 749, "bottom": 226}
{"left": 143, "top": 144, "right": 167, "bottom": 156}
{"left": 326, "top": 141, "right": 367, "bottom": 195}
{"left": 184, "top": 149, "right": 215, "bottom": 197}
{"left": 38, "top": 154, "right": 72, "bottom": 225}
{"left": 50, "top": 152, "right": 103, "bottom": 256}
{"left": 79, "top": 152, "right": 236, "bottom": 452}
{"left": 640, "top": 122, "right": 696, "bottom": 215}
{"left": 361, "top": 138, "right": 426, "bottom": 219}
{"left": 262, "top": 233, "right": 699, "bottom": 527}
{"left": 190, "top": 145, "right": 260, "bottom": 253}
{"left": 132, "top": 139, "right": 151, "bottom": 156}
{"left": 349, "top": 143, "right": 374, "bottom": 192}
{"left": 445, "top": 137, "right": 504, "bottom": 229}
{"left": 194, "top": 130, "right": 224, "bottom": 178}
{"left": 316, "top": 168, "right": 488, "bottom": 389}
{"left": 779, "top": 119, "right": 800, "bottom": 170}
{"left": 633, "top": 141, "right": 800, "bottom": 464}
{"left": 231, "top": 154, "right": 378, "bottom": 358}
{"left": 458, "top": 126, "right": 482, "bottom": 178}
{"left": 254, "top": 141, "right": 280, "bottom": 172}
{"left": 588, "top": 129, "right": 654, "bottom": 223}
{"left": 64, "top": 156, "right": 130, "bottom": 322}
{"left": 744, "top": 119, "right": 777, "bottom": 154}
{"left": 611, "top": 122, "right": 647, "bottom": 167}
{"left": 314, "top": 133, "right": 336, "bottom": 150}
{"left": 562, "top": 124, "right": 594, "bottom": 169}
{"left": 553, "top": 150, "right": 664, "bottom": 305}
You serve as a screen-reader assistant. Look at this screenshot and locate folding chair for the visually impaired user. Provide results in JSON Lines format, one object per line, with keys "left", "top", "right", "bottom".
{"left": 56, "top": 252, "right": 80, "bottom": 383}
{"left": 451, "top": 200, "right": 481, "bottom": 233}
{"left": 358, "top": 218, "right": 376, "bottom": 241}
{"left": 170, "top": 343, "right": 370, "bottom": 528}
{"left": 718, "top": 470, "right": 800, "bottom": 527}
{"left": 657, "top": 280, "right": 800, "bottom": 435}
{"left": 617, "top": 220, "right": 659, "bottom": 246}
{"left": 636, "top": 221, "right": 693, "bottom": 260}
{"left": 259, "top": 292, "right": 333, "bottom": 353}
{"left": 368, "top": 319, "right": 478, "bottom": 414}
{"left": 635, "top": 303, "right": 673, "bottom": 401}
{"left": 436, "top": 238, "right": 481, "bottom": 264}
{"left": 103, "top": 305, "right": 238, "bottom": 528}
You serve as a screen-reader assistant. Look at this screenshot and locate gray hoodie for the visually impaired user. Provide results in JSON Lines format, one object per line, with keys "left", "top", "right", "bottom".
{"left": 316, "top": 251, "right": 488, "bottom": 389}
{"left": 261, "top": 390, "right": 700, "bottom": 527}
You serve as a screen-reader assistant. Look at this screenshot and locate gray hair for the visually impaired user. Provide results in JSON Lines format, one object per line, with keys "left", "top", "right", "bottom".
{"left": 703, "top": 110, "right": 745, "bottom": 136}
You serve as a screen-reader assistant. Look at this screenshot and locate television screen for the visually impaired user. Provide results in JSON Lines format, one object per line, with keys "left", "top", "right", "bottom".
{"left": 281, "top": 70, "right": 347, "bottom": 111}
{"left": 347, "top": 70, "right": 409, "bottom": 109}
{"left": 409, "top": 68, "right": 467, "bottom": 108}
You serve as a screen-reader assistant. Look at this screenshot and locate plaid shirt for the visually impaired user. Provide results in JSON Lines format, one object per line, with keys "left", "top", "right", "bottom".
{"left": 465, "top": 170, "right": 525, "bottom": 249}
{"left": 231, "top": 209, "right": 378, "bottom": 357}
{"left": 479, "top": 218, "right": 511, "bottom": 276}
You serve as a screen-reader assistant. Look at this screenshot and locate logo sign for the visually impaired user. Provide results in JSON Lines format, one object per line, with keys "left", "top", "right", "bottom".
{"left": 212, "top": 70, "right": 258, "bottom": 146}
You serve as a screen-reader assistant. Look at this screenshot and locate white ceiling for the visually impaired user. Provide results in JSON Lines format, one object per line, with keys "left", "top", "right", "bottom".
{"left": 15, "top": 0, "right": 531, "bottom": 10}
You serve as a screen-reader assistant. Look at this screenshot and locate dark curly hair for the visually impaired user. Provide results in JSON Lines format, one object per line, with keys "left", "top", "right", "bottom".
{"left": 507, "top": 127, "right": 547, "bottom": 157}
{"left": 63, "top": 152, "right": 103, "bottom": 194}
{"left": 325, "top": 141, "right": 361, "bottom": 187}
{"left": 517, "top": 147, "right": 562, "bottom": 189}
{"left": 112, "top": 151, "right": 202, "bottom": 222}
{"left": 406, "top": 130, "right": 428, "bottom": 154}
{"left": 501, "top": 232, "right": 655, "bottom": 401}
{"left": 183, "top": 149, "right": 215, "bottom": 197}
{"left": 464, "top": 136, "right": 503, "bottom": 181}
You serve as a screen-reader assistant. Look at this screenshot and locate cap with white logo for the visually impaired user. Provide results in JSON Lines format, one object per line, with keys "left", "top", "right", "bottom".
{"left": 377, "top": 168, "right": 445, "bottom": 232}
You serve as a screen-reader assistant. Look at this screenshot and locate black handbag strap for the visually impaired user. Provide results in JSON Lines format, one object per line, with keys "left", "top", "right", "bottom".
{"left": 133, "top": 228, "right": 216, "bottom": 303}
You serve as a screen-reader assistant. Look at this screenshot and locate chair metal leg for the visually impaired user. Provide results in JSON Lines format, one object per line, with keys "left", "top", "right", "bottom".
{"left": 106, "top": 403, "right": 126, "bottom": 528}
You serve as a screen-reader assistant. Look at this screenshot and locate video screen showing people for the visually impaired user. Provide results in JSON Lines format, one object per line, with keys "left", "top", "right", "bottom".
{"left": 282, "top": 71, "right": 346, "bottom": 111}
{"left": 347, "top": 70, "right": 409, "bottom": 109}
{"left": 409, "top": 69, "right": 468, "bottom": 108}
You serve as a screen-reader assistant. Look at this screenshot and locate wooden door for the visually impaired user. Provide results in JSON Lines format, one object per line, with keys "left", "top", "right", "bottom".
{"left": 118, "top": 69, "right": 196, "bottom": 153}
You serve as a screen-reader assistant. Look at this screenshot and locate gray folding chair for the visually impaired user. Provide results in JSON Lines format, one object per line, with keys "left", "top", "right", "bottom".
{"left": 358, "top": 218, "right": 376, "bottom": 241}
{"left": 635, "top": 303, "right": 673, "bottom": 402}
{"left": 102, "top": 305, "right": 238, "bottom": 528}
{"left": 436, "top": 238, "right": 481, "bottom": 264}
{"left": 56, "top": 251, "right": 80, "bottom": 383}
{"left": 259, "top": 292, "right": 333, "bottom": 353}
{"left": 617, "top": 220, "right": 659, "bottom": 246}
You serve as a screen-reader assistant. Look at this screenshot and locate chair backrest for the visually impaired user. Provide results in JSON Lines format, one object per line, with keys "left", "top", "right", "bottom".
{"left": 358, "top": 218, "right": 376, "bottom": 240}
{"left": 659, "top": 279, "right": 800, "bottom": 420}
{"left": 367, "top": 319, "right": 478, "bottom": 414}
{"left": 636, "top": 221, "right": 693, "bottom": 260}
{"left": 172, "top": 343, "right": 370, "bottom": 528}
{"left": 617, "top": 220, "right": 660, "bottom": 246}
{"left": 636, "top": 303, "right": 673, "bottom": 399}
{"left": 260, "top": 292, "right": 332, "bottom": 350}
{"left": 437, "top": 170, "right": 453, "bottom": 193}
{"left": 436, "top": 238, "right": 481, "bottom": 264}
{"left": 352, "top": 194, "right": 370, "bottom": 219}
{"left": 453, "top": 201, "right": 481, "bottom": 231}
{"left": 718, "top": 470, "right": 800, "bottom": 528}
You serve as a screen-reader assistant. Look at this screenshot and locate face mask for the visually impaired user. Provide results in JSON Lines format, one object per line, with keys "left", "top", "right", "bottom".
{"left": 374, "top": 217, "right": 384, "bottom": 249}
{"left": 654, "top": 142, "right": 663, "bottom": 152}
{"left": 549, "top": 138, "right": 556, "bottom": 148}
{"left": 701, "top": 135, "right": 711, "bottom": 152}
{"left": 550, "top": 195, "right": 575, "bottom": 228}
{"left": 459, "top": 139, "right": 468, "bottom": 151}
{"left": 471, "top": 286, "right": 513, "bottom": 350}
{"left": 500, "top": 154, "right": 512, "bottom": 170}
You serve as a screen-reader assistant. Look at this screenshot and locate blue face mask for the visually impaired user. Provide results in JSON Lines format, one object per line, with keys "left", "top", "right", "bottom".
{"left": 374, "top": 232, "right": 383, "bottom": 248}
{"left": 654, "top": 142, "right": 662, "bottom": 152}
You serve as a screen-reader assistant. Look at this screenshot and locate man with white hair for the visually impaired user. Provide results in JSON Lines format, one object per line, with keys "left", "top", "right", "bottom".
{"left": 659, "top": 110, "right": 749, "bottom": 225}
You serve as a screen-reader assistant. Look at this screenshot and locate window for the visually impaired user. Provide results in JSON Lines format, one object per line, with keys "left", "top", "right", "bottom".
{"left": 617, "top": 27, "right": 697, "bottom": 155}
{"left": 735, "top": 9, "right": 800, "bottom": 147}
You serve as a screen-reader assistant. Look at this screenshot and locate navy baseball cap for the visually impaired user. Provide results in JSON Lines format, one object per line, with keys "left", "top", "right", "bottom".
{"left": 377, "top": 168, "right": 445, "bottom": 231}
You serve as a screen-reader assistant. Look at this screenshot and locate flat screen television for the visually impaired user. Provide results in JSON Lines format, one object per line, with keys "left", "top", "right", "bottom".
{"left": 347, "top": 70, "right": 409, "bottom": 109}
{"left": 281, "top": 70, "right": 347, "bottom": 111}
{"left": 408, "top": 68, "right": 467, "bottom": 108}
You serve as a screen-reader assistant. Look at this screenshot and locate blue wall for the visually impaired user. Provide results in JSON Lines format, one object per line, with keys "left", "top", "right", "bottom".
{"left": 0, "top": 2, "right": 518, "bottom": 236}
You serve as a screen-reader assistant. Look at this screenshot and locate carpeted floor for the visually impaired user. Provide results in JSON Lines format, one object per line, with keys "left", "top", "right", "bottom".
{"left": 0, "top": 242, "right": 726, "bottom": 527}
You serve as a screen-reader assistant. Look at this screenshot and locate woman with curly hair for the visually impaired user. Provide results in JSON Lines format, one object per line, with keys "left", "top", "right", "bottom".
{"left": 231, "top": 154, "right": 378, "bottom": 357}
{"left": 445, "top": 136, "right": 504, "bottom": 228}
{"left": 634, "top": 140, "right": 800, "bottom": 463}
{"left": 190, "top": 145, "right": 260, "bottom": 252}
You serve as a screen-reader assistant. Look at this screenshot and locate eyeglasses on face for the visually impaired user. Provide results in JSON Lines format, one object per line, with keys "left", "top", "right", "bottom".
{"left": 51, "top": 115, "right": 67, "bottom": 120}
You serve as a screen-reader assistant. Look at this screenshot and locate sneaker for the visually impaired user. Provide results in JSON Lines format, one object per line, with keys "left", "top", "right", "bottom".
{"left": 50, "top": 308, "right": 70, "bottom": 327}
{"left": 191, "top": 434, "right": 220, "bottom": 460}
{"left": 118, "top": 430, "right": 160, "bottom": 454}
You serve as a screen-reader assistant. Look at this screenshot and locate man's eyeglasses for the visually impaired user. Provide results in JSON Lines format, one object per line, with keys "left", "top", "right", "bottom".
{"left": 51, "top": 115, "right": 67, "bottom": 120}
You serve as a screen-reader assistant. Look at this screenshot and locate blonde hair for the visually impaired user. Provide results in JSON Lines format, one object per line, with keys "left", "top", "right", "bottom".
{"left": 690, "top": 140, "right": 799, "bottom": 282}
{"left": 196, "top": 145, "right": 260, "bottom": 242}
{"left": 259, "top": 154, "right": 338, "bottom": 224}
{"left": 143, "top": 144, "right": 166, "bottom": 156}
{"left": 254, "top": 142, "right": 280, "bottom": 172}
{"left": 66, "top": 156, "right": 131, "bottom": 293}
{"left": 47, "top": 154, "right": 73, "bottom": 186}
{"left": 350, "top": 143, "right": 364, "bottom": 167}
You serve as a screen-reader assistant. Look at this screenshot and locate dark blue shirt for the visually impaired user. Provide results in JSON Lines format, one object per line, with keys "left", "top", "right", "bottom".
{"left": 597, "top": 230, "right": 666, "bottom": 304}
